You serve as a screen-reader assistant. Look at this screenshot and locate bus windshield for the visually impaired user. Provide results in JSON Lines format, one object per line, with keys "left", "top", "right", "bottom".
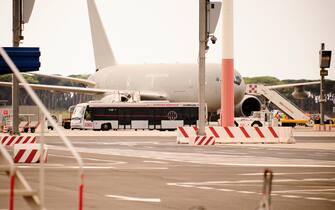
{"left": 72, "top": 106, "right": 85, "bottom": 120}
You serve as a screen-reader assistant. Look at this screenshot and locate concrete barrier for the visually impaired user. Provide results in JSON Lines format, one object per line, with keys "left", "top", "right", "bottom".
{"left": 0, "top": 135, "right": 36, "bottom": 146}
{"left": 313, "top": 124, "right": 332, "bottom": 131}
{"left": 176, "top": 126, "right": 198, "bottom": 144}
{"left": 177, "top": 126, "right": 295, "bottom": 144}
{"left": 191, "top": 136, "right": 215, "bottom": 145}
{"left": 13, "top": 143, "right": 48, "bottom": 163}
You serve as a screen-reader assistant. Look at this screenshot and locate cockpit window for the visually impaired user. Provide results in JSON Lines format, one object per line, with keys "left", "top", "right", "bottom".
{"left": 216, "top": 74, "right": 242, "bottom": 85}
{"left": 234, "top": 74, "right": 242, "bottom": 85}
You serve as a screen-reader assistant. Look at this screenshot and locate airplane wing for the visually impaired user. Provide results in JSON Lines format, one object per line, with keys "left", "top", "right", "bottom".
{"left": 23, "top": 72, "right": 96, "bottom": 87}
{"left": 266, "top": 81, "right": 320, "bottom": 89}
{"left": 0, "top": 81, "right": 169, "bottom": 100}
{"left": 0, "top": 81, "right": 106, "bottom": 95}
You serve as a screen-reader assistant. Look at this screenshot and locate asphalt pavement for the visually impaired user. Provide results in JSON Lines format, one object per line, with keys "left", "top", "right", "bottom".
{"left": 0, "top": 128, "right": 334, "bottom": 210}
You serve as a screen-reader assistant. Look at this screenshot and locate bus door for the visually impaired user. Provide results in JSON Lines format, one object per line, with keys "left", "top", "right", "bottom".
{"left": 83, "top": 106, "right": 93, "bottom": 129}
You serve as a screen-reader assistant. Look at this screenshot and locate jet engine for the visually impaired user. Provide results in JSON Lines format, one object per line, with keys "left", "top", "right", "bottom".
{"left": 291, "top": 86, "right": 309, "bottom": 99}
{"left": 234, "top": 95, "right": 262, "bottom": 117}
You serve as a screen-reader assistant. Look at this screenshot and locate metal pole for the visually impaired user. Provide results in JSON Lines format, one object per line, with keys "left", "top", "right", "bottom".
{"left": 198, "top": 0, "right": 206, "bottom": 135}
{"left": 39, "top": 113, "right": 46, "bottom": 209}
{"left": 12, "top": 0, "right": 22, "bottom": 135}
{"left": 220, "top": 0, "right": 235, "bottom": 127}
{"left": 320, "top": 43, "right": 325, "bottom": 126}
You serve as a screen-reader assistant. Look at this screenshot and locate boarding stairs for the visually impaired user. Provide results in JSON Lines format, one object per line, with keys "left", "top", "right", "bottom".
{"left": 0, "top": 144, "right": 42, "bottom": 210}
{"left": 246, "top": 84, "right": 309, "bottom": 121}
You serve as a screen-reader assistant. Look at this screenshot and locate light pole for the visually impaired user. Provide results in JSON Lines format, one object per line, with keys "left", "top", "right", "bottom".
{"left": 198, "top": 0, "right": 221, "bottom": 135}
{"left": 198, "top": 0, "right": 207, "bottom": 135}
{"left": 319, "top": 43, "right": 332, "bottom": 126}
{"left": 12, "top": 0, "right": 23, "bottom": 135}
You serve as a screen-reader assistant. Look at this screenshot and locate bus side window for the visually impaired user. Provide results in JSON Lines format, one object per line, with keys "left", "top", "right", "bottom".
{"left": 84, "top": 107, "right": 92, "bottom": 121}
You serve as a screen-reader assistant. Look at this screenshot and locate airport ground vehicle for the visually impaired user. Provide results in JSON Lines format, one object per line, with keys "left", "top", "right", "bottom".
{"left": 70, "top": 102, "right": 201, "bottom": 131}
{"left": 280, "top": 118, "right": 311, "bottom": 127}
{"left": 234, "top": 110, "right": 277, "bottom": 127}
{"left": 46, "top": 115, "right": 58, "bottom": 130}
{"left": 62, "top": 105, "right": 75, "bottom": 129}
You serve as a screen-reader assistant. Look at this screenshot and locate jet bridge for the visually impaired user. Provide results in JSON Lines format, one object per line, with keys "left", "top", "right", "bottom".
{"left": 246, "top": 84, "right": 310, "bottom": 123}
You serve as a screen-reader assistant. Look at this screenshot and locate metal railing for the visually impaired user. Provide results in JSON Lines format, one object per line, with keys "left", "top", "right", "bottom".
{"left": 0, "top": 144, "right": 16, "bottom": 210}
{"left": 272, "top": 89, "right": 305, "bottom": 113}
{"left": 0, "top": 47, "right": 84, "bottom": 210}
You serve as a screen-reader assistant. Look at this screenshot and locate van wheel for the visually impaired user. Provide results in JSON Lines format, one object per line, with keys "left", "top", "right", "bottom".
{"left": 101, "top": 124, "right": 111, "bottom": 131}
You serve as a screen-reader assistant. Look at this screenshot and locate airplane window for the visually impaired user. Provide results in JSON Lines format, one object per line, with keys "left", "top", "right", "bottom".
{"left": 234, "top": 74, "right": 242, "bottom": 85}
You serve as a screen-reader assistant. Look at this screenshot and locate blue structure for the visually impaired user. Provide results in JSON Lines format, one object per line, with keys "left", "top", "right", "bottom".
{"left": 0, "top": 47, "right": 41, "bottom": 74}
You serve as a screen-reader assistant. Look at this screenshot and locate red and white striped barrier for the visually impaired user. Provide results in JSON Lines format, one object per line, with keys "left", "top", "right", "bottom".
{"left": 0, "top": 135, "right": 37, "bottom": 146}
{"left": 13, "top": 144, "right": 48, "bottom": 163}
{"left": 192, "top": 136, "right": 215, "bottom": 145}
{"left": 207, "top": 126, "right": 294, "bottom": 144}
{"left": 176, "top": 126, "right": 216, "bottom": 145}
{"left": 176, "top": 126, "right": 198, "bottom": 144}
{"left": 177, "top": 126, "right": 295, "bottom": 144}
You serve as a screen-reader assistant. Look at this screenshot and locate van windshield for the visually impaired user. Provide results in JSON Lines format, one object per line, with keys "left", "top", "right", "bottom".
{"left": 72, "top": 106, "right": 85, "bottom": 119}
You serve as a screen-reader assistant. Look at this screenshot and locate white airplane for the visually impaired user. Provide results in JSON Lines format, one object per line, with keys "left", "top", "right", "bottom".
{"left": 0, "top": 0, "right": 320, "bottom": 117}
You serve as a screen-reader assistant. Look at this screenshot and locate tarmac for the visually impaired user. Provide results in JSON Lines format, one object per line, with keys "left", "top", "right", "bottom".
{"left": 0, "top": 126, "right": 334, "bottom": 210}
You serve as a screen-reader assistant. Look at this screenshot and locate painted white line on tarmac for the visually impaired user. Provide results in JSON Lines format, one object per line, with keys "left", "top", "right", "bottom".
{"left": 143, "top": 160, "right": 169, "bottom": 164}
{"left": 49, "top": 166, "right": 168, "bottom": 170}
{"left": 196, "top": 186, "right": 214, "bottom": 190}
{"left": 48, "top": 145, "right": 335, "bottom": 168}
{"left": 218, "top": 163, "right": 335, "bottom": 168}
{"left": 217, "top": 189, "right": 234, "bottom": 192}
{"left": 170, "top": 178, "right": 299, "bottom": 186}
{"left": 17, "top": 165, "right": 115, "bottom": 170}
{"left": 305, "top": 197, "right": 329, "bottom": 201}
{"left": 18, "top": 164, "right": 65, "bottom": 169}
{"left": 171, "top": 183, "right": 335, "bottom": 202}
{"left": 117, "top": 167, "right": 168, "bottom": 170}
{"left": 303, "top": 178, "right": 335, "bottom": 181}
{"left": 48, "top": 154, "right": 127, "bottom": 164}
{"left": 237, "top": 191, "right": 256, "bottom": 194}
{"left": 169, "top": 178, "right": 335, "bottom": 188}
{"left": 280, "top": 195, "right": 303, "bottom": 199}
{"left": 239, "top": 172, "right": 335, "bottom": 176}
{"left": 74, "top": 166, "right": 116, "bottom": 169}
{"left": 106, "top": 195, "right": 161, "bottom": 203}
{"left": 19, "top": 165, "right": 116, "bottom": 169}
{"left": 273, "top": 189, "right": 335, "bottom": 193}
{"left": 173, "top": 184, "right": 194, "bottom": 188}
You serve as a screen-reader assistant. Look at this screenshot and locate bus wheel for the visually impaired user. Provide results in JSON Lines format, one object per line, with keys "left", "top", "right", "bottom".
{"left": 101, "top": 124, "right": 111, "bottom": 131}
{"left": 251, "top": 121, "right": 262, "bottom": 127}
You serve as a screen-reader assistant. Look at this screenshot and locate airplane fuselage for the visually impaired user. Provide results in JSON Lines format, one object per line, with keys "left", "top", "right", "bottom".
{"left": 89, "top": 63, "right": 246, "bottom": 112}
